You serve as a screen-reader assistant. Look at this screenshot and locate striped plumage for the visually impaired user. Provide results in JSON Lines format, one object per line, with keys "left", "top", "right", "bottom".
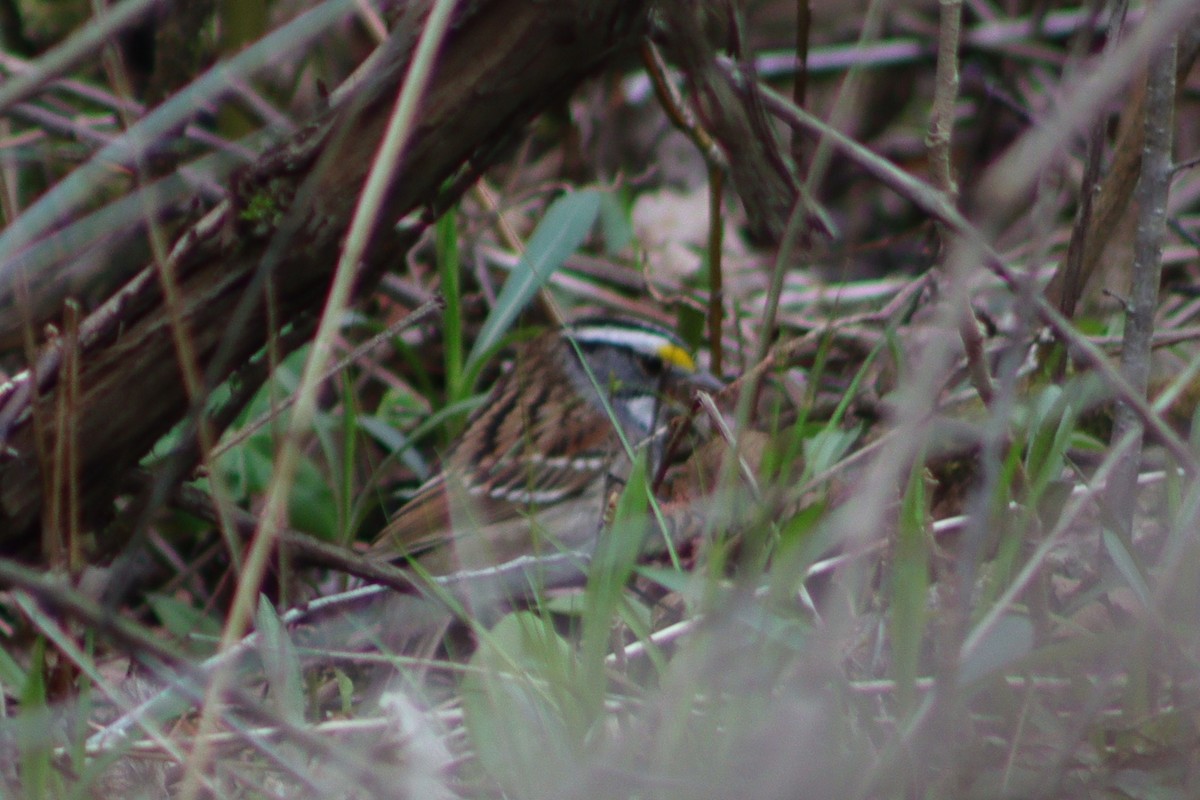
{"left": 371, "top": 318, "right": 719, "bottom": 575}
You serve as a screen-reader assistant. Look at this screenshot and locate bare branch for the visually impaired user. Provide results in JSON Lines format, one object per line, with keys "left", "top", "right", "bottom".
{"left": 1109, "top": 35, "right": 1178, "bottom": 536}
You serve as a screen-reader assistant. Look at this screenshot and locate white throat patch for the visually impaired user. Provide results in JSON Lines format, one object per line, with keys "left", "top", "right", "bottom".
{"left": 622, "top": 394, "right": 659, "bottom": 435}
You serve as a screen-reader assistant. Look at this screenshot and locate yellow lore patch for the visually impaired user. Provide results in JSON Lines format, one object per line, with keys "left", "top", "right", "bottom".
{"left": 657, "top": 343, "right": 696, "bottom": 372}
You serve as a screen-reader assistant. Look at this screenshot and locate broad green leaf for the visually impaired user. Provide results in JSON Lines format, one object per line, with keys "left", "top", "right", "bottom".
{"left": 959, "top": 614, "right": 1033, "bottom": 687}
{"left": 466, "top": 190, "right": 601, "bottom": 373}
{"left": 256, "top": 595, "right": 306, "bottom": 726}
{"left": 598, "top": 190, "right": 634, "bottom": 254}
{"left": 802, "top": 425, "right": 860, "bottom": 475}
{"left": 0, "top": 644, "right": 27, "bottom": 692}
{"left": 146, "top": 594, "right": 222, "bottom": 656}
{"left": 461, "top": 612, "right": 577, "bottom": 796}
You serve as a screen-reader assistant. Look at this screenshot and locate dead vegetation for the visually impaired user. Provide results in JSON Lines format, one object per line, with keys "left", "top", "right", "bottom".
{"left": 2, "top": 0, "right": 1200, "bottom": 797}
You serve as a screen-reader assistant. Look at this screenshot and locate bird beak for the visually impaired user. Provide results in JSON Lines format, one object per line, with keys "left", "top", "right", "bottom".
{"left": 684, "top": 367, "right": 725, "bottom": 393}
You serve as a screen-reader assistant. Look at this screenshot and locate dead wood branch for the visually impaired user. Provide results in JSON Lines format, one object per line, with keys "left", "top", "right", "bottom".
{"left": 0, "top": 0, "right": 653, "bottom": 547}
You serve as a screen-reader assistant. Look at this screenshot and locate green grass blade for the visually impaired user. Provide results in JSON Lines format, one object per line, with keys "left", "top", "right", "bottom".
{"left": 891, "top": 461, "right": 930, "bottom": 713}
{"left": 19, "top": 638, "right": 52, "bottom": 800}
{"left": 437, "top": 210, "right": 465, "bottom": 406}
{"left": 580, "top": 452, "right": 651, "bottom": 708}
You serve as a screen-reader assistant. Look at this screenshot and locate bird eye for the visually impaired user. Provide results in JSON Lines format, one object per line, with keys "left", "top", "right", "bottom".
{"left": 639, "top": 354, "right": 664, "bottom": 378}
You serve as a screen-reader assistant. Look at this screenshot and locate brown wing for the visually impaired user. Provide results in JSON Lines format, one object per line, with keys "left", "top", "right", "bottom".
{"left": 370, "top": 333, "right": 619, "bottom": 562}
{"left": 370, "top": 472, "right": 455, "bottom": 558}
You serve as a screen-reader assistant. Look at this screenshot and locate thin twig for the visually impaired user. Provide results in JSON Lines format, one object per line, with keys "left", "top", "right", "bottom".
{"left": 640, "top": 39, "right": 728, "bottom": 173}
{"left": 929, "top": 0, "right": 995, "bottom": 409}
{"left": 0, "top": 0, "right": 359, "bottom": 264}
{"left": 707, "top": 164, "right": 725, "bottom": 376}
{"left": 642, "top": 33, "right": 732, "bottom": 374}
{"left": 1109, "top": 35, "right": 1177, "bottom": 538}
{"left": 48, "top": 300, "right": 82, "bottom": 569}
{"left": 751, "top": 78, "right": 1198, "bottom": 479}
{"left": 927, "top": 0, "right": 962, "bottom": 200}
{"left": 0, "top": 557, "right": 399, "bottom": 797}
{"left": 0, "top": 0, "right": 162, "bottom": 113}
{"left": 957, "top": 311, "right": 994, "bottom": 406}
{"left": 178, "top": 4, "right": 461, "bottom": 797}
{"left": 790, "top": 0, "right": 811, "bottom": 169}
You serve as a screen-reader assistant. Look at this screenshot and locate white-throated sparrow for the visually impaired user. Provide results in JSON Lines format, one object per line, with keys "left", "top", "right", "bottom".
{"left": 371, "top": 317, "right": 721, "bottom": 575}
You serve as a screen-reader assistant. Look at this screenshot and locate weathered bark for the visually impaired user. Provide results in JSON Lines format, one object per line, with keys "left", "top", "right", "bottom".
{"left": 1044, "top": 28, "right": 1200, "bottom": 316}
{"left": 0, "top": 0, "right": 652, "bottom": 547}
{"left": 657, "top": 4, "right": 798, "bottom": 246}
